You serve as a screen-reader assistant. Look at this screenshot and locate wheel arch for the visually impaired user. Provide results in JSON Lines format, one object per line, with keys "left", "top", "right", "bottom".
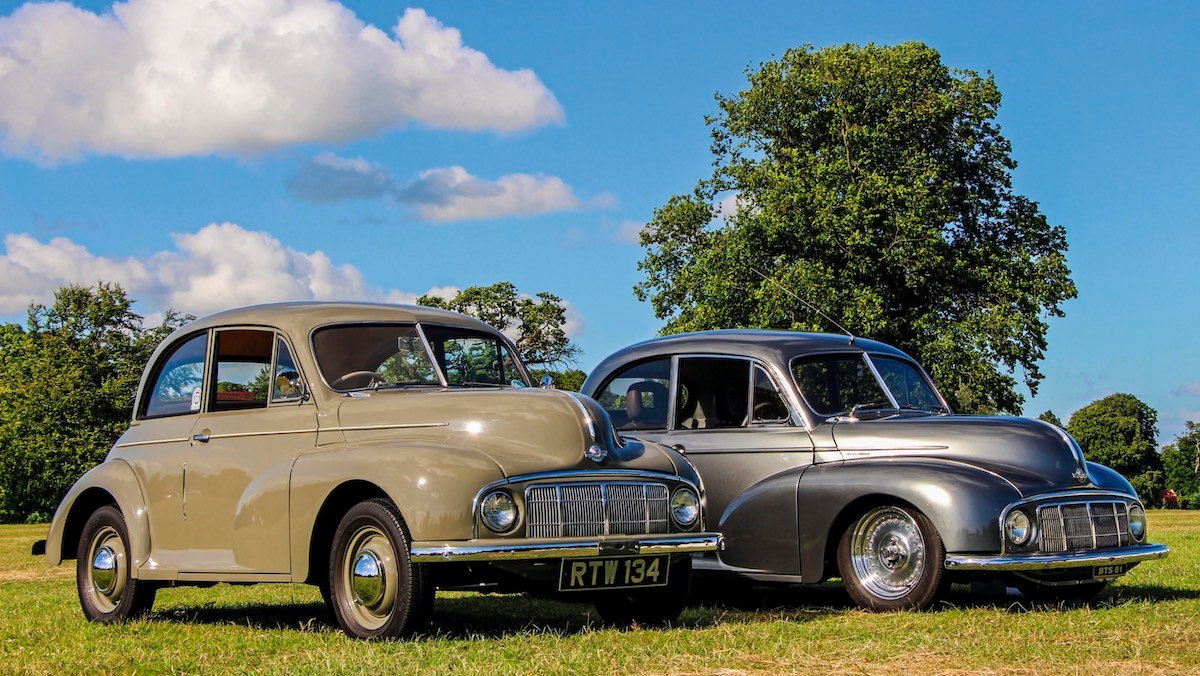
{"left": 45, "top": 459, "right": 151, "bottom": 568}
{"left": 303, "top": 479, "right": 392, "bottom": 586}
{"left": 797, "top": 459, "right": 1020, "bottom": 583}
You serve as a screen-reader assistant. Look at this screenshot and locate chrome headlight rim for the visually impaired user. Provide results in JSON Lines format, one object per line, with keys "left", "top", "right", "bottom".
{"left": 1127, "top": 504, "right": 1147, "bottom": 542}
{"left": 1004, "top": 508, "right": 1034, "bottom": 546}
{"left": 480, "top": 490, "right": 519, "bottom": 533}
{"left": 670, "top": 487, "right": 700, "bottom": 527}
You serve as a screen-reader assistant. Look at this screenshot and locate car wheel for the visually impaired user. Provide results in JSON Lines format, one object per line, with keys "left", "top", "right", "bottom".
{"left": 76, "top": 505, "right": 157, "bottom": 623}
{"left": 1015, "top": 580, "right": 1109, "bottom": 606}
{"left": 328, "top": 498, "right": 433, "bottom": 639}
{"left": 837, "top": 504, "right": 947, "bottom": 611}
{"left": 593, "top": 557, "right": 692, "bottom": 626}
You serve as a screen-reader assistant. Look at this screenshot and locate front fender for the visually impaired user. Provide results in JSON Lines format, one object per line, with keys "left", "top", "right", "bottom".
{"left": 289, "top": 440, "right": 504, "bottom": 581}
{"left": 1086, "top": 461, "right": 1138, "bottom": 497}
{"left": 45, "top": 459, "right": 150, "bottom": 568}
{"left": 797, "top": 459, "right": 1021, "bottom": 583}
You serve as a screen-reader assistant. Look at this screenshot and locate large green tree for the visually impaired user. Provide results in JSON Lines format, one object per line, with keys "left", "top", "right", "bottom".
{"left": 1067, "top": 393, "right": 1163, "bottom": 504}
{"left": 635, "top": 43, "right": 1076, "bottom": 413}
{"left": 417, "top": 282, "right": 580, "bottom": 368}
{"left": 1162, "top": 421, "right": 1199, "bottom": 508}
{"left": 0, "top": 284, "right": 188, "bottom": 522}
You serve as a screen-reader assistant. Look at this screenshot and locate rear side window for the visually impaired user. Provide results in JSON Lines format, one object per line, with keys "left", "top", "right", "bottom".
{"left": 142, "top": 333, "right": 208, "bottom": 419}
{"left": 597, "top": 358, "right": 671, "bottom": 431}
{"left": 209, "top": 330, "right": 274, "bottom": 412}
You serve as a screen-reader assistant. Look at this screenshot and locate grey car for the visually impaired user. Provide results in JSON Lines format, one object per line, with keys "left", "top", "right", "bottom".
{"left": 581, "top": 330, "right": 1169, "bottom": 610}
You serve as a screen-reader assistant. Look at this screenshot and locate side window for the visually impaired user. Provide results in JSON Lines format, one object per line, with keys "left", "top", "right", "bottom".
{"left": 142, "top": 332, "right": 208, "bottom": 419}
{"left": 675, "top": 357, "right": 751, "bottom": 430}
{"left": 597, "top": 358, "right": 671, "bottom": 431}
{"left": 209, "top": 329, "right": 274, "bottom": 412}
{"left": 751, "top": 366, "right": 790, "bottom": 424}
{"left": 272, "top": 337, "right": 304, "bottom": 402}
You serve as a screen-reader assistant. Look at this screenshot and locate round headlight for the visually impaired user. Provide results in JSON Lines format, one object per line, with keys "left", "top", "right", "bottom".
{"left": 481, "top": 491, "right": 518, "bottom": 533}
{"left": 1004, "top": 509, "right": 1033, "bottom": 546}
{"left": 1128, "top": 504, "right": 1147, "bottom": 541}
{"left": 670, "top": 488, "right": 700, "bottom": 527}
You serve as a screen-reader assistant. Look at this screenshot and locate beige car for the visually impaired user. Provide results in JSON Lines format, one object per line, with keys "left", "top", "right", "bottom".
{"left": 36, "top": 302, "right": 721, "bottom": 639}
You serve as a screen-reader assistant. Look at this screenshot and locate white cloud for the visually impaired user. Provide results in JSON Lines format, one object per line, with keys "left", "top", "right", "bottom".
{"left": 287, "top": 154, "right": 610, "bottom": 222}
{"left": 715, "top": 191, "right": 744, "bottom": 222}
{"left": 614, "top": 220, "right": 644, "bottom": 244}
{"left": 0, "top": 1, "right": 563, "bottom": 161}
{"left": 0, "top": 224, "right": 434, "bottom": 315}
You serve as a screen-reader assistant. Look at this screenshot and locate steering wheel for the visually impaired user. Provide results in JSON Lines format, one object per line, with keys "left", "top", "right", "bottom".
{"left": 331, "top": 370, "right": 384, "bottom": 389}
{"left": 754, "top": 401, "right": 784, "bottom": 420}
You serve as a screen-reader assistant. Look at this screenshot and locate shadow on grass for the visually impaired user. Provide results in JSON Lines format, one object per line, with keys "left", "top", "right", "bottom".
{"left": 150, "top": 578, "right": 1200, "bottom": 638}
{"left": 153, "top": 589, "right": 840, "bottom": 640}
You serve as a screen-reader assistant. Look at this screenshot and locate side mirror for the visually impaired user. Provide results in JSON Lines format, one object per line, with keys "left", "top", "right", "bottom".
{"left": 539, "top": 375, "right": 555, "bottom": 389}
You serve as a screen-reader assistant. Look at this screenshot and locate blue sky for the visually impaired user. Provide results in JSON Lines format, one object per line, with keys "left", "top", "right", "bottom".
{"left": 1, "top": 1, "right": 1197, "bottom": 441}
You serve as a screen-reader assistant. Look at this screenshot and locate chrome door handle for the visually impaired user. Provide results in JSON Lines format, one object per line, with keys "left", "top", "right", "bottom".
{"left": 192, "top": 433, "right": 210, "bottom": 443}
{"left": 670, "top": 444, "right": 686, "bottom": 454}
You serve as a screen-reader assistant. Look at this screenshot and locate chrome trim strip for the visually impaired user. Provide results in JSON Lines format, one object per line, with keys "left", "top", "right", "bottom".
{"left": 203, "top": 428, "right": 318, "bottom": 440}
{"left": 945, "top": 543, "right": 1169, "bottom": 571}
{"left": 410, "top": 533, "right": 724, "bottom": 562}
{"left": 116, "top": 437, "right": 191, "bottom": 448}
{"left": 332, "top": 422, "right": 449, "bottom": 433}
{"left": 561, "top": 391, "right": 597, "bottom": 441}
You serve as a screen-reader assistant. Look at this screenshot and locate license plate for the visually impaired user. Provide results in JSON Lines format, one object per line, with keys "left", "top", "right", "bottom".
{"left": 1093, "top": 563, "right": 1127, "bottom": 579}
{"left": 558, "top": 555, "right": 670, "bottom": 591}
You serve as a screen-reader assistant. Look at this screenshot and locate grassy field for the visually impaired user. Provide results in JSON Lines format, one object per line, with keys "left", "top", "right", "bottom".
{"left": 2, "top": 511, "right": 1198, "bottom": 674}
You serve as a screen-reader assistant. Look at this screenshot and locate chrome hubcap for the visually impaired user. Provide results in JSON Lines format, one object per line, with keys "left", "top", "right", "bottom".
{"left": 92, "top": 546, "right": 117, "bottom": 594}
{"left": 851, "top": 507, "right": 926, "bottom": 600}
{"left": 351, "top": 551, "right": 384, "bottom": 607}
{"left": 341, "top": 525, "right": 399, "bottom": 631}
{"left": 85, "top": 525, "right": 127, "bottom": 613}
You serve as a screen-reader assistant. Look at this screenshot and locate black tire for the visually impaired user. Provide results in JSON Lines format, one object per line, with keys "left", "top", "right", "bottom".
{"left": 328, "top": 498, "right": 433, "bottom": 639}
{"left": 76, "top": 505, "right": 157, "bottom": 623}
{"left": 593, "top": 557, "right": 692, "bottom": 626}
{"left": 837, "top": 504, "right": 948, "bottom": 611}
{"left": 1016, "top": 580, "right": 1109, "bottom": 606}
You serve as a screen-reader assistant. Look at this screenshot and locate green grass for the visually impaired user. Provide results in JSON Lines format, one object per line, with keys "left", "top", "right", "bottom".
{"left": 2, "top": 511, "right": 1198, "bottom": 673}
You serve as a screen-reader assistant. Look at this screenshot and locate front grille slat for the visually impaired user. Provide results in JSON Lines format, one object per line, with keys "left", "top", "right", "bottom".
{"left": 1036, "top": 500, "right": 1131, "bottom": 553}
{"left": 525, "top": 481, "right": 670, "bottom": 538}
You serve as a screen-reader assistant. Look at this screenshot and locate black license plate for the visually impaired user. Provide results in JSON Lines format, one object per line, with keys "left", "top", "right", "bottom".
{"left": 558, "top": 555, "right": 670, "bottom": 591}
{"left": 1093, "top": 563, "right": 1127, "bottom": 579}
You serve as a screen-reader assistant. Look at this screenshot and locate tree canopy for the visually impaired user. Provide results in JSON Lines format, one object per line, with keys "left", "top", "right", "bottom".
{"left": 0, "top": 284, "right": 188, "bottom": 522}
{"left": 634, "top": 42, "right": 1076, "bottom": 414}
{"left": 1067, "top": 393, "right": 1163, "bottom": 504}
{"left": 1037, "top": 410, "right": 1064, "bottom": 428}
{"left": 417, "top": 282, "right": 579, "bottom": 368}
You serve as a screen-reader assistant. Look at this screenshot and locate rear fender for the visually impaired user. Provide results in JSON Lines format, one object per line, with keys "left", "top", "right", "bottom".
{"left": 797, "top": 459, "right": 1020, "bottom": 583}
{"left": 44, "top": 459, "right": 151, "bottom": 568}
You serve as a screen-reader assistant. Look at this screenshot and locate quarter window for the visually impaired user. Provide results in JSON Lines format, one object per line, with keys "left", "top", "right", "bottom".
{"left": 752, "top": 366, "right": 790, "bottom": 423}
{"left": 675, "top": 357, "right": 750, "bottom": 430}
{"left": 142, "top": 333, "right": 208, "bottom": 418}
{"left": 597, "top": 358, "right": 671, "bottom": 431}
{"left": 209, "top": 330, "right": 274, "bottom": 412}
{"left": 272, "top": 337, "right": 304, "bottom": 402}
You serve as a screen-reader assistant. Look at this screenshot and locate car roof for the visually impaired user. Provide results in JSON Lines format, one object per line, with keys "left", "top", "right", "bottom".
{"left": 586, "top": 329, "right": 915, "bottom": 389}
{"left": 159, "top": 301, "right": 499, "bottom": 350}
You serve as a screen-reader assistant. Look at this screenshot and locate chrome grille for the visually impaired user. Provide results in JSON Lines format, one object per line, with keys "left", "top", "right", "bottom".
{"left": 525, "top": 482, "right": 670, "bottom": 538}
{"left": 1037, "top": 501, "right": 1131, "bottom": 552}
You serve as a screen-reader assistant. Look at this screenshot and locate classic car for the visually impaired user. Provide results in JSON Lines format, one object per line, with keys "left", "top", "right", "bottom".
{"left": 35, "top": 302, "right": 721, "bottom": 638}
{"left": 581, "top": 330, "right": 1169, "bottom": 611}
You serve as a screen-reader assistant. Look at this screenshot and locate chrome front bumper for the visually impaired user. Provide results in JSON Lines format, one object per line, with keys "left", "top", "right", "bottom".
{"left": 944, "top": 543, "right": 1169, "bottom": 571}
{"left": 410, "top": 532, "right": 724, "bottom": 563}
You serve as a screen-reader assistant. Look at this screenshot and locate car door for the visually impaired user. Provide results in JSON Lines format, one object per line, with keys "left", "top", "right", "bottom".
{"left": 183, "top": 328, "right": 317, "bottom": 575}
{"left": 115, "top": 331, "right": 209, "bottom": 573}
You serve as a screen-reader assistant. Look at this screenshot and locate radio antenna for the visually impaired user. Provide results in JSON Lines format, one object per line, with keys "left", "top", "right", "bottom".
{"left": 751, "top": 267, "right": 856, "bottom": 344}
